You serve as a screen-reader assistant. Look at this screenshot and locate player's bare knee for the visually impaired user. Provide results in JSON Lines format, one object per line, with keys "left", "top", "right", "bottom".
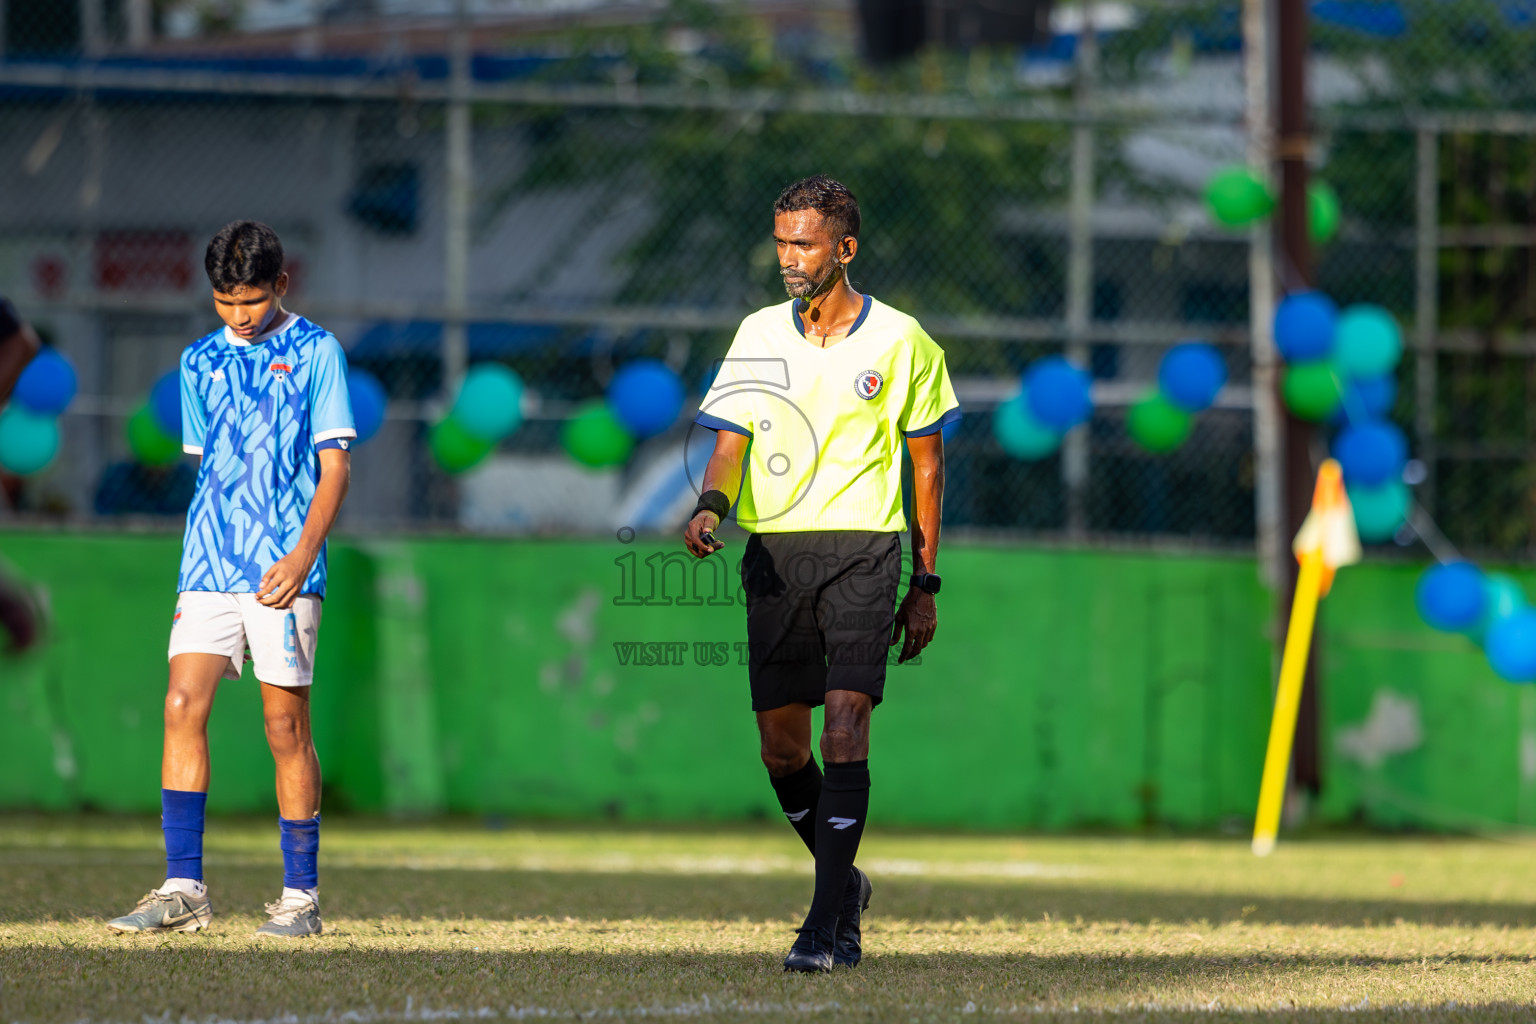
{"left": 262, "top": 710, "right": 309, "bottom": 754}
{"left": 163, "top": 687, "right": 208, "bottom": 732}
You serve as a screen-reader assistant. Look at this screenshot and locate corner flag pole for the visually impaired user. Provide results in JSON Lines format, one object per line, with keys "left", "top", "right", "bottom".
{"left": 1252, "top": 459, "right": 1359, "bottom": 857}
{"left": 1252, "top": 548, "right": 1324, "bottom": 856}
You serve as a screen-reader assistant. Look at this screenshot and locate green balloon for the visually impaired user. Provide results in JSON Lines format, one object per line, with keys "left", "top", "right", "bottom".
{"left": 1308, "top": 181, "right": 1341, "bottom": 245}
{"left": 1347, "top": 480, "right": 1409, "bottom": 542}
{"left": 992, "top": 394, "right": 1060, "bottom": 460}
{"left": 562, "top": 400, "right": 634, "bottom": 468}
{"left": 1282, "top": 361, "right": 1343, "bottom": 421}
{"left": 127, "top": 405, "right": 179, "bottom": 467}
{"left": 1128, "top": 391, "right": 1193, "bottom": 453}
{"left": 429, "top": 416, "right": 495, "bottom": 474}
{"left": 1205, "top": 166, "right": 1275, "bottom": 228}
{"left": 0, "top": 406, "right": 59, "bottom": 475}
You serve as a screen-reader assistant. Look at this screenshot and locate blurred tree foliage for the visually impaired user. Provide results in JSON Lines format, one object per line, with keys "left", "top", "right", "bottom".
{"left": 489, "top": 0, "right": 1108, "bottom": 349}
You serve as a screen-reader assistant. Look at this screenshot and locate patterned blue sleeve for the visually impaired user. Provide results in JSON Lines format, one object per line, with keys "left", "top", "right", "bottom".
{"left": 180, "top": 348, "right": 208, "bottom": 455}
{"left": 309, "top": 334, "right": 356, "bottom": 449}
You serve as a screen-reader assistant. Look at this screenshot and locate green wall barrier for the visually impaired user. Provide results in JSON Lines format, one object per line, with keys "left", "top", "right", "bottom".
{"left": 1315, "top": 565, "right": 1536, "bottom": 832}
{"left": 7, "top": 529, "right": 1524, "bottom": 832}
{"left": 0, "top": 532, "right": 1274, "bottom": 829}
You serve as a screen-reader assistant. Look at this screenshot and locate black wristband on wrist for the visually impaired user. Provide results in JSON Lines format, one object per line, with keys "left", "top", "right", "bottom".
{"left": 693, "top": 489, "right": 730, "bottom": 522}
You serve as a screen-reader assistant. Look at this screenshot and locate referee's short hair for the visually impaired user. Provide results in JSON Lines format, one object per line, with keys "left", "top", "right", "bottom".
{"left": 774, "top": 175, "right": 860, "bottom": 242}
{"left": 205, "top": 220, "right": 285, "bottom": 292}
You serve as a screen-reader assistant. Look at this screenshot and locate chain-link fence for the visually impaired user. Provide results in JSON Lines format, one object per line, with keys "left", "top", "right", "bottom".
{"left": 0, "top": 0, "right": 1532, "bottom": 556}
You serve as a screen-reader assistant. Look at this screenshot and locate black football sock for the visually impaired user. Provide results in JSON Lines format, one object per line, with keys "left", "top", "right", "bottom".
{"left": 768, "top": 755, "right": 822, "bottom": 855}
{"left": 805, "top": 759, "right": 870, "bottom": 930}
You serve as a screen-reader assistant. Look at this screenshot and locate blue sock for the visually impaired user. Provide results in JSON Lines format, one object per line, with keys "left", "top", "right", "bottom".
{"left": 162, "top": 789, "right": 207, "bottom": 882}
{"left": 279, "top": 815, "right": 320, "bottom": 890}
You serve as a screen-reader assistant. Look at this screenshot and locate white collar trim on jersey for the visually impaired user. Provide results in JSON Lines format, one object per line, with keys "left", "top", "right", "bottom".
{"left": 224, "top": 310, "right": 297, "bottom": 348}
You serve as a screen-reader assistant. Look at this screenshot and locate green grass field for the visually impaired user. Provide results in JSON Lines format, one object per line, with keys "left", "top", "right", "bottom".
{"left": 2, "top": 817, "right": 1536, "bottom": 1022}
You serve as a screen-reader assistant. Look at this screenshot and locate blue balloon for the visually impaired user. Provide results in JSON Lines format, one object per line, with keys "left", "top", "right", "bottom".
{"left": 993, "top": 395, "right": 1061, "bottom": 460}
{"left": 347, "top": 368, "right": 387, "bottom": 444}
{"left": 1158, "top": 342, "right": 1227, "bottom": 413}
{"left": 149, "top": 370, "right": 180, "bottom": 437}
{"left": 1273, "top": 292, "right": 1338, "bottom": 362}
{"left": 1416, "top": 562, "right": 1487, "bottom": 632}
{"left": 1486, "top": 608, "right": 1536, "bottom": 683}
{"left": 1333, "top": 420, "right": 1408, "bottom": 487}
{"left": 13, "top": 348, "right": 77, "bottom": 416}
{"left": 1347, "top": 480, "right": 1410, "bottom": 542}
{"left": 452, "top": 363, "right": 525, "bottom": 442}
{"left": 1334, "top": 305, "right": 1403, "bottom": 378}
{"left": 1330, "top": 374, "right": 1398, "bottom": 424}
{"left": 0, "top": 406, "right": 59, "bottom": 476}
{"left": 609, "top": 359, "right": 685, "bottom": 439}
{"left": 1024, "top": 357, "right": 1093, "bottom": 431}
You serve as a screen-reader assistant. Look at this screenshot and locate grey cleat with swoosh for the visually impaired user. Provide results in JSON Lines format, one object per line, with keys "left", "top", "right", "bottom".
{"left": 107, "top": 888, "right": 213, "bottom": 934}
{"left": 255, "top": 894, "right": 322, "bottom": 938}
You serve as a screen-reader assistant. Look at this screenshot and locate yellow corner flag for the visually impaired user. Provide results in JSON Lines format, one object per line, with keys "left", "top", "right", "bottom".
{"left": 1252, "top": 459, "right": 1360, "bottom": 857}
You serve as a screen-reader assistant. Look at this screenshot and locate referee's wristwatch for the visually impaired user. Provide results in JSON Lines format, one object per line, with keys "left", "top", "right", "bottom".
{"left": 909, "top": 572, "right": 942, "bottom": 595}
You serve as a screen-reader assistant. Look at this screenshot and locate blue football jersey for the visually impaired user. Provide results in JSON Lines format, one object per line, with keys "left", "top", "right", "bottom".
{"left": 177, "top": 314, "right": 356, "bottom": 597}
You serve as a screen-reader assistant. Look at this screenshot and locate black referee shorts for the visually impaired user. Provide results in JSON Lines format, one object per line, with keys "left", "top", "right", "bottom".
{"left": 740, "top": 530, "right": 903, "bottom": 712}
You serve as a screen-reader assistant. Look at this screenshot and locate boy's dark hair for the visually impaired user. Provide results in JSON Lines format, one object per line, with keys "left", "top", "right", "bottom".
{"left": 205, "top": 221, "right": 284, "bottom": 292}
{"left": 773, "top": 175, "right": 860, "bottom": 242}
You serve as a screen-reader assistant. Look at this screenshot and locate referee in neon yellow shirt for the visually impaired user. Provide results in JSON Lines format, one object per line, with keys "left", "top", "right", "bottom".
{"left": 684, "top": 176, "right": 958, "bottom": 973}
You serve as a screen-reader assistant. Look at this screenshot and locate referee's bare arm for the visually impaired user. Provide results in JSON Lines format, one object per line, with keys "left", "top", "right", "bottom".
{"left": 891, "top": 431, "right": 944, "bottom": 663}
{"left": 683, "top": 429, "right": 748, "bottom": 558}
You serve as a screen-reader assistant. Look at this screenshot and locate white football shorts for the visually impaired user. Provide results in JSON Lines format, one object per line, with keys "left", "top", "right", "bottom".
{"left": 167, "top": 591, "right": 323, "bottom": 687}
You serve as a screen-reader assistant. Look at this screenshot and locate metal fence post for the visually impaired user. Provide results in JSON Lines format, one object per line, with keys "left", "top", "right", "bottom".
{"left": 126, "top": 0, "right": 152, "bottom": 51}
{"left": 1245, "top": 0, "right": 1280, "bottom": 588}
{"left": 1414, "top": 125, "right": 1439, "bottom": 514}
{"left": 1276, "top": 0, "right": 1322, "bottom": 799}
{"left": 1063, "top": 4, "right": 1098, "bottom": 539}
{"left": 443, "top": 0, "right": 473, "bottom": 402}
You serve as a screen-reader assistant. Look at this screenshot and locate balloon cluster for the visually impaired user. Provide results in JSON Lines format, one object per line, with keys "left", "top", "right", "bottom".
{"left": 1417, "top": 563, "right": 1536, "bottom": 683}
{"left": 128, "top": 371, "right": 187, "bottom": 466}
{"left": 130, "top": 364, "right": 389, "bottom": 467}
{"left": 560, "top": 359, "right": 684, "bottom": 469}
{"left": 0, "top": 348, "right": 77, "bottom": 475}
{"left": 1204, "top": 166, "right": 1340, "bottom": 245}
{"left": 1272, "top": 292, "right": 1409, "bottom": 541}
{"left": 430, "top": 363, "right": 525, "bottom": 474}
{"left": 1128, "top": 342, "right": 1228, "bottom": 453}
{"left": 992, "top": 356, "right": 1093, "bottom": 460}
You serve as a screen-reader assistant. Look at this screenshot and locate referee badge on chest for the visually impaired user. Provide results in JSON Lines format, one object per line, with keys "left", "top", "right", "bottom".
{"left": 854, "top": 369, "right": 884, "bottom": 400}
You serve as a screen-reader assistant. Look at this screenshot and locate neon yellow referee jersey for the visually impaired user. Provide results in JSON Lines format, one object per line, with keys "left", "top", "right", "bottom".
{"left": 695, "top": 294, "right": 959, "bottom": 534}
